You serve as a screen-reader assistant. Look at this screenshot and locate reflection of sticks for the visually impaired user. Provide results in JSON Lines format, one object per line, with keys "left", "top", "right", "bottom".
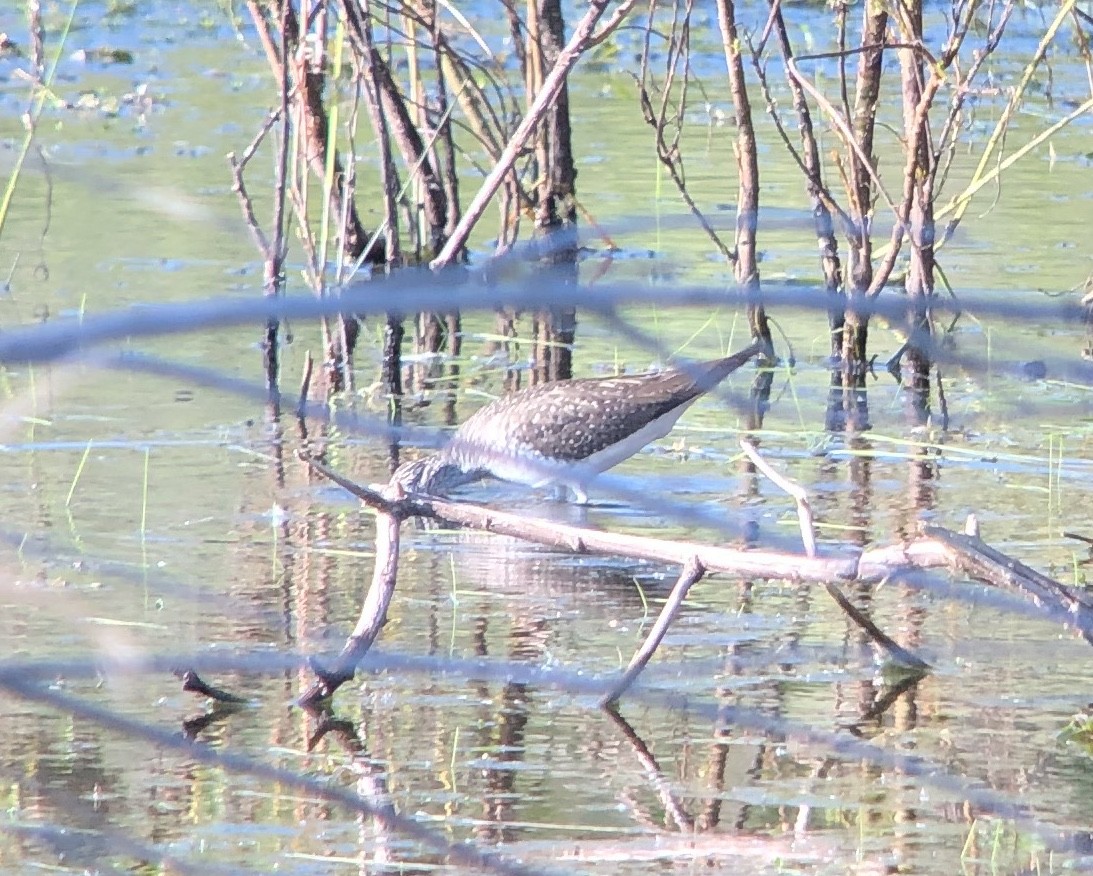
{"left": 603, "top": 706, "right": 695, "bottom": 831}
{"left": 0, "top": 672, "right": 539, "bottom": 876}
{"left": 296, "top": 351, "right": 313, "bottom": 419}
{"left": 847, "top": 672, "right": 923, "bottom": 731}
{"left": 306, "top": 705, "right": 401, "bottom": 868}
{"left": 601, "top": 556, "right": 706, "bottom": 706}
{"left": 181, "top": 701, "right": 247, "bottom": 742}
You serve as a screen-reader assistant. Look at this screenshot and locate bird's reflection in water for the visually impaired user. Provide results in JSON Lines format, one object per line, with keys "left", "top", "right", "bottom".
{"left": 402, "top": 520, "right": 667, "bottom": 844}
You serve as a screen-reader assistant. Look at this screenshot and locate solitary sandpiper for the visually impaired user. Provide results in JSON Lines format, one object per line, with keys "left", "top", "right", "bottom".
{"left": 393, "top": 340, "right": 763, "bottom": 503}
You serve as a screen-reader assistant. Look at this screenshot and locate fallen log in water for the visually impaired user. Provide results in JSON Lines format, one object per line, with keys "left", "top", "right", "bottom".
{"left": 290, "top": 452, "right": 1091, "bottom": 708}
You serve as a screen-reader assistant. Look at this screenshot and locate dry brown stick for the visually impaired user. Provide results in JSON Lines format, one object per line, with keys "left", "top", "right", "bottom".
{"left": 748, "top": 28, "right": 853, "bottom": 233}
{"left": 299, "top": 456, "right": 1093, "bottom": 705}
{"left": 600, "top": 556, "right": 707, "bottom": 707}
{"left": 823, "top": 581, "right": 931, "bottom": 671}
{"left": 244, "top": 0, "right": 284, "bottom": 81}
{"left": 739, "top": 439, "right": 817, "bottom": 558}
{"left": 784, "top": 55, "right": 899, "bottom": 222}
{"left": 586, "top": 0, "right": 641, "bottom": 47}
{"left": 942, "top": 0, "right": 1074, "bottom": 243}
{"left": 298, "top": 496, "right": 402, "bottom": 707}
{"left": 430, "top": 0, "right": 634, "bottom": 269}
{"left": 263, "top": 9, "right": 292, "bottom": 396}
{"left": 299, "top": 451, "right": 856, "bottom": 703}
{"left": 227, "top": 110, "right": 282, "bottom": 262}
{"left": 757, "top": 7, "right": 846, "bottom": 357}
{"left": 716, "top": 0, "right": 764, "bottom": 324}
{"left": 269, "top": 6, "right": 290, "bottom": 280}
{"left": 632, "top": 0, "right": 735, "bottom": 262}
{"left": 865, "top": 66, "right": 942, "bottom": 300}
{"left": 923, "top": 524, "right": 1093, "bottom": 643}
{"left": 227, "top": 102, "right": 289, "bottom": 393}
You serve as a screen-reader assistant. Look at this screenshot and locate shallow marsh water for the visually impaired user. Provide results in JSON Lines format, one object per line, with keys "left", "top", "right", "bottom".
{"left": 0, "top": 2, "right": 1092, "bottom": 874}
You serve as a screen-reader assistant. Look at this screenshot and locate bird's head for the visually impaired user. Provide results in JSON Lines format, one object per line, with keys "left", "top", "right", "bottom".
{"left": 391, "top": 452, "right": 477, "bottom": 497}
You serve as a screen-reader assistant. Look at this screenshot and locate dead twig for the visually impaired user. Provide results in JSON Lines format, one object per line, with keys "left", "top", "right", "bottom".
{"left": 739, "top": 439, "right": 817, "bottom": 557}
{"left": 740, "top": 438, "right": 928, "bottom": 668}
{"left": 297, "top": 350, "right": 314, "bottom": 419}
{"left": 923, "top": 524, "right": 1093, "bottom": 644}
{"left": 824, "top": 581, "right": 931, "bottom": 671}
{"left": 296, "top": 450, "right": 419, "bottom": 706}
{"left": 226, "top": 110, "right": 281, "bottom": 263}
{"left": 176, "top": 669, "right": 250, "bottom": 704}
{"left": 298, "top": 481, "right": 403, "bottom": 707}
{"left": 600, "top": 555, "right": 707, "bottom": 707}
{"left": 298, "top": 457, "right": 1093, "bottom": 703}
{"left": 431, "top": 0, "right": 633, "bottom": 269}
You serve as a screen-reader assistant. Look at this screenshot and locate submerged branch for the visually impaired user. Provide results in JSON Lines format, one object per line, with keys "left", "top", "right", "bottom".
{"left": 600, "top": 556, "right": 707, "bottom": 706}
{"left": 298, "top": 455, "right": 1093, "bottom": 704}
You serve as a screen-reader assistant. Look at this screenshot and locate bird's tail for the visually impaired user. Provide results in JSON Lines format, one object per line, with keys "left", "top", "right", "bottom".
{"left": 694, "top": 339, "right": 766, "bottom": 390}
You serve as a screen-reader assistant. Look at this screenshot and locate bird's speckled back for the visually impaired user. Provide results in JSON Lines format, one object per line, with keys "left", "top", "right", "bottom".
{"left": 449, "top": 341, "right": 762, "bottom": 464}
{"left": 391, "top": 340, "right": 762, "bottom": 497}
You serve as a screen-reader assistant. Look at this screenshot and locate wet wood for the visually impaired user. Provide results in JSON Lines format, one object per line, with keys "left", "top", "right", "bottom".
{"left": 298, "top": 495, "right": 402, "bottom": 707}
{"left": 823, "top": 582, "right": 931, "bottom": 671}
{"left": 921, "top": 525, "right": 1093, "bottom": 643}
{"left": 176, "top": 669, "right": 248, "bottom": 704}
{"left": 739, "top": 438, "right": 817, "bottom": 557}
{"left": 600, "top": 555, "right": 706, "bottom": 707}
{"left": 299, "top": 454, "right": 1093, "bottom": 704}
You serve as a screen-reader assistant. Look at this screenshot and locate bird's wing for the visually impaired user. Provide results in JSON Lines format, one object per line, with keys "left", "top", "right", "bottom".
{"left": 452, "top": 364, "right": 718, "bottom": 463}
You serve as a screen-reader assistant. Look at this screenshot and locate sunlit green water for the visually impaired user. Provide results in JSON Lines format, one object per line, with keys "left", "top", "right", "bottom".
{"left": 0, "top": 3, "right": 1091, "bottom": 874}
